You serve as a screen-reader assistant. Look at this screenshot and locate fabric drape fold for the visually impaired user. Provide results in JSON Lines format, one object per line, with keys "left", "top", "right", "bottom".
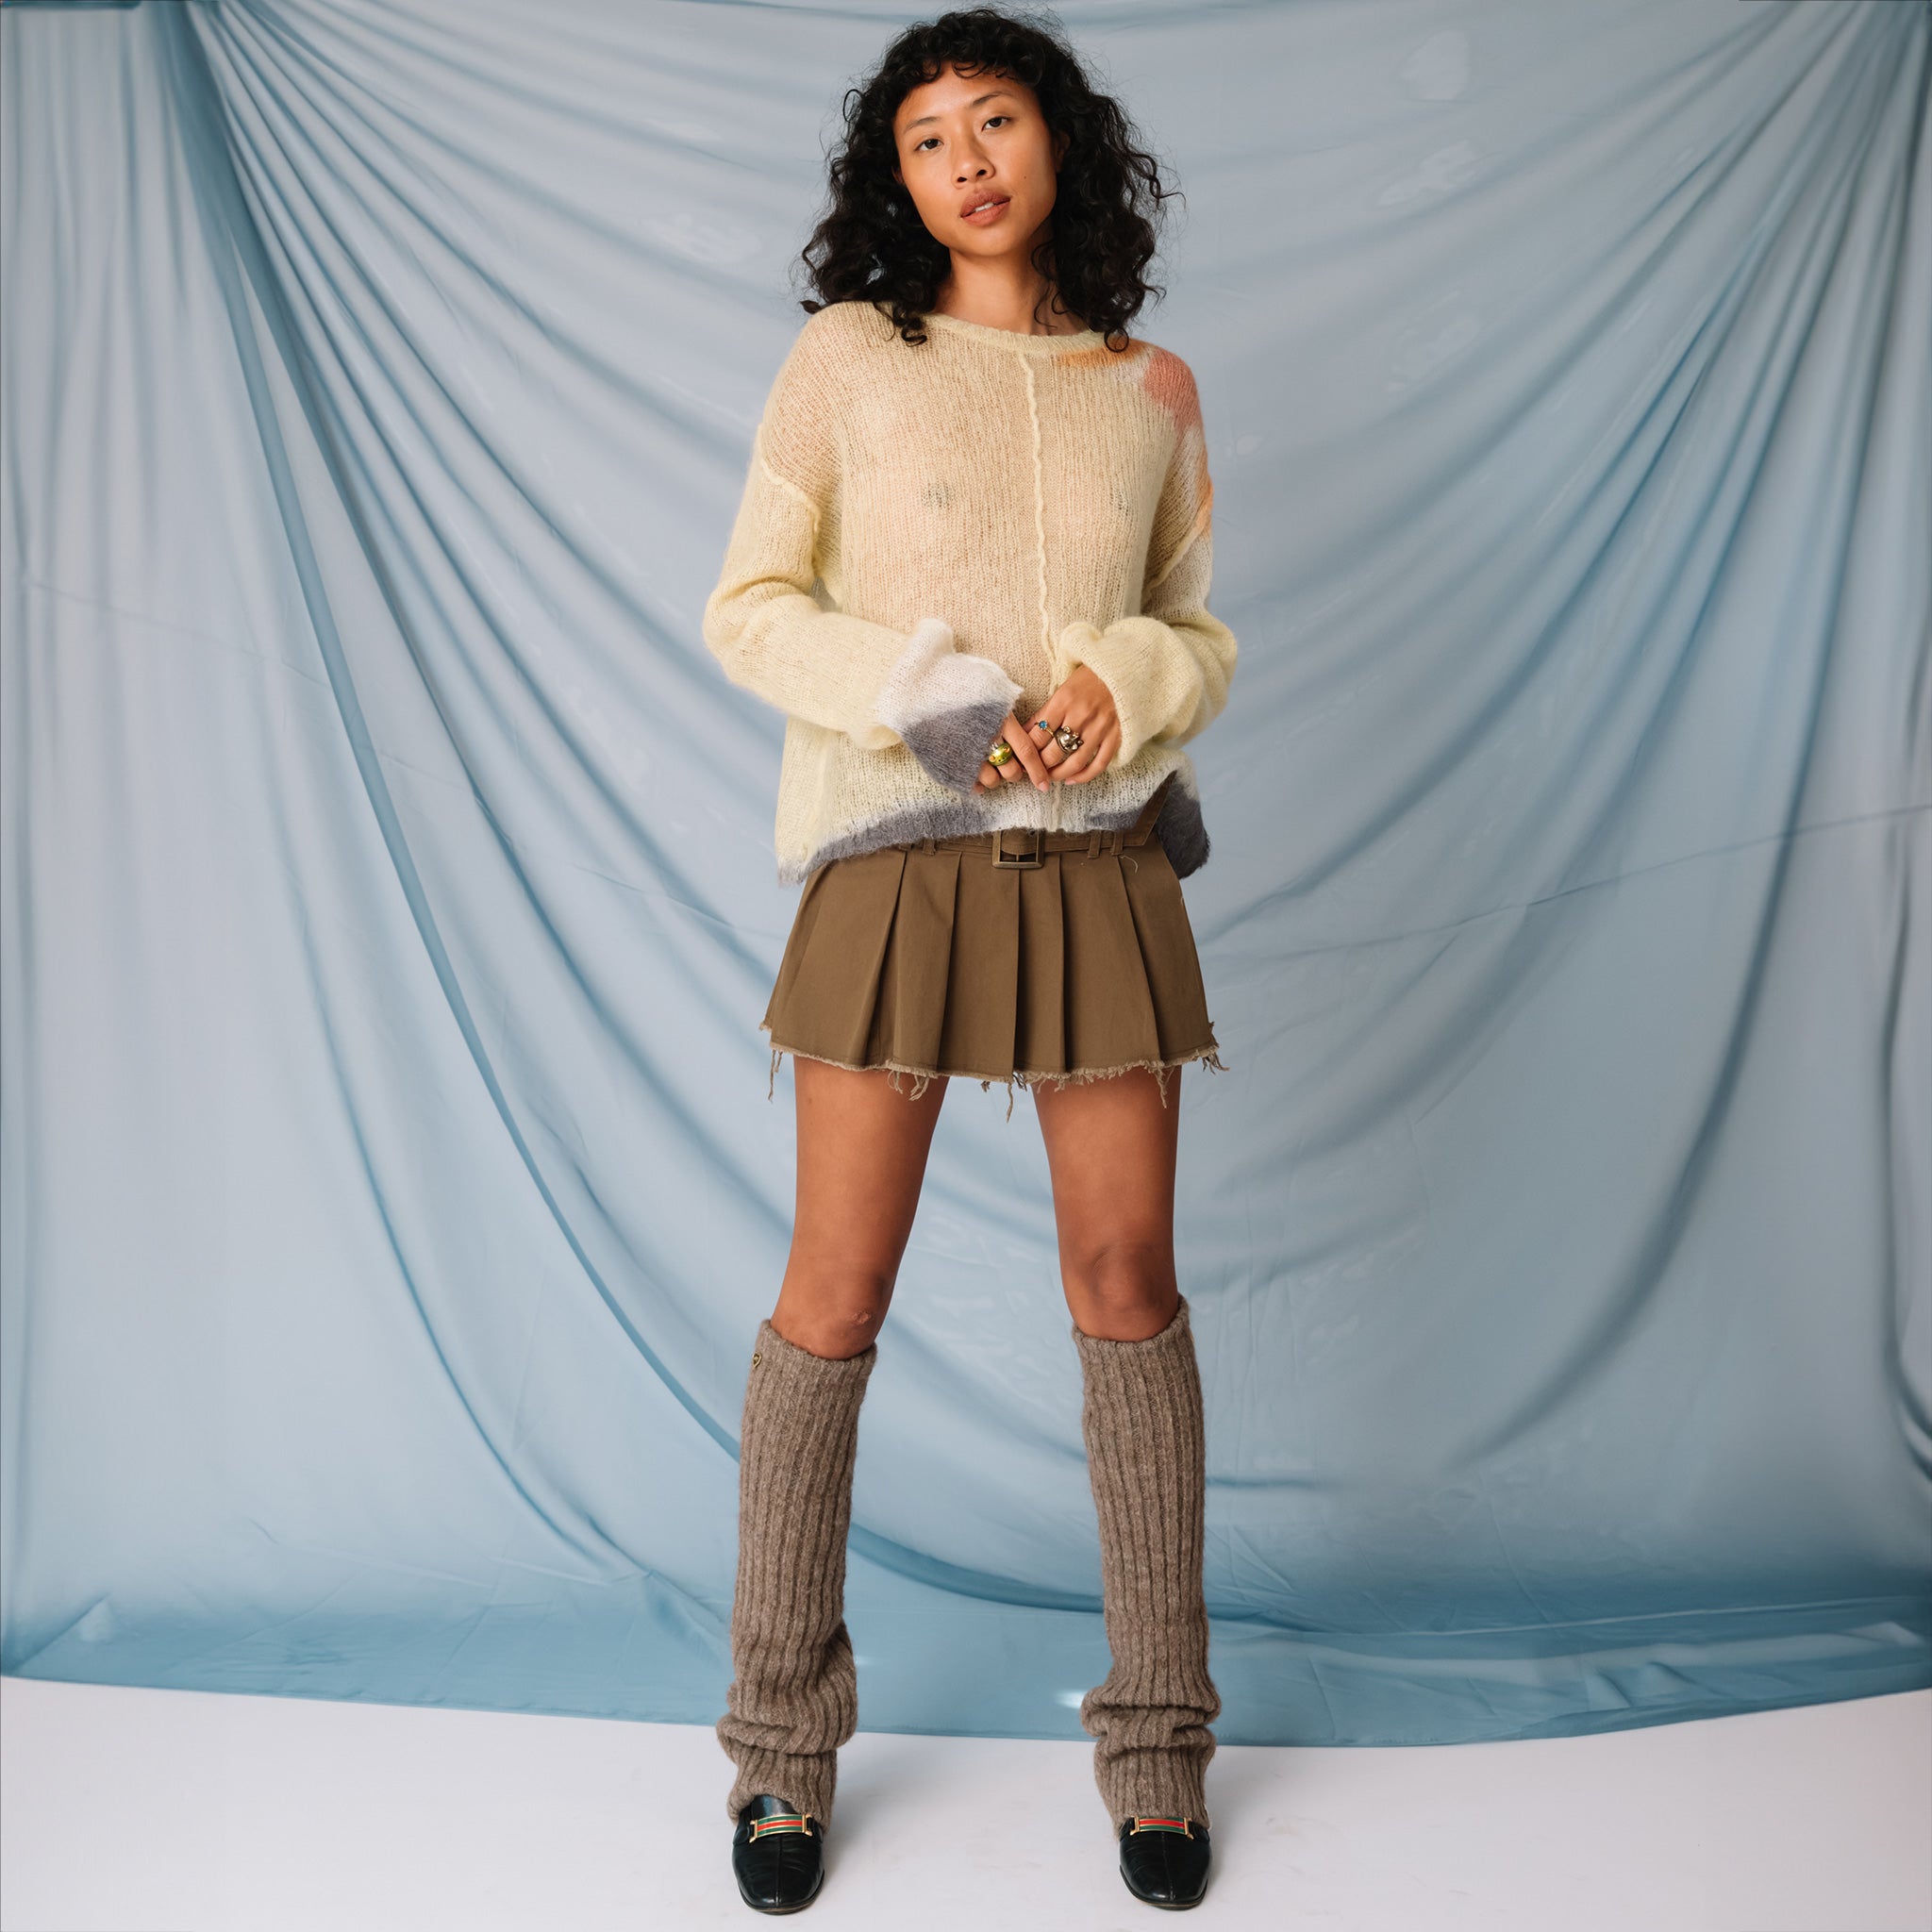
{"left": 2, "top": 0, "right": 1925, "bottom": 1746}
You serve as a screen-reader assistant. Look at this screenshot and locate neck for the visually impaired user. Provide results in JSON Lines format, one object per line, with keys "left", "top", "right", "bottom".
{"left": 933, "top": 263, "right": 1084, "bottom": 337}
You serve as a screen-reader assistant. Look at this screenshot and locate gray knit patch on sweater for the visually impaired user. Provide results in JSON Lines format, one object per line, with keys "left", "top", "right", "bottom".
{"left": 898, "top": 691, "right": 1018, "bottom": 795}
{"left": 1152, "top": 783, "right": 1210, "bottom": 876}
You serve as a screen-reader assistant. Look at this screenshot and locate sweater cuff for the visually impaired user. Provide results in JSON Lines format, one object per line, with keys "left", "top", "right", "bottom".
{"left": 874, "top": 617, "right": 1023, "bottom": 794}
{"left": 1056, "top": 618, "right": 1169, "bottom": 768}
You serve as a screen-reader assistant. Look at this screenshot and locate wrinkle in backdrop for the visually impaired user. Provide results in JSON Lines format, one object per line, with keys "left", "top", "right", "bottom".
{"left": 1, "top": 0, "right": 1928, "bottom": 1744}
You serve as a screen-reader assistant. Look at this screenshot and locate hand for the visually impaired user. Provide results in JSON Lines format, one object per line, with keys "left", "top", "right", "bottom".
{"left": 974, "top": 664, "right": 1122, "bottom": 791}
{"left": 973, "top": 708, "right": 1052, "bottom": 792}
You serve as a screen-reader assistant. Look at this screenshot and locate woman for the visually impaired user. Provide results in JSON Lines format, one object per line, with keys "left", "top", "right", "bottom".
{"left": 702, "top": 8, "right": 1237, "bottom": 1912}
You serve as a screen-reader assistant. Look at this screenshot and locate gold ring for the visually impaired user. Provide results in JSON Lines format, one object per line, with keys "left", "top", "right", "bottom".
{"left": 986, "top": 740, "right": 1014, "bottom": 767}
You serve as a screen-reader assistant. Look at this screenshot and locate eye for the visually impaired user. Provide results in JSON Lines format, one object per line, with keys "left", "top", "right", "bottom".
{"left": 912, "top": 114, "right": 1011, "bottom": 153}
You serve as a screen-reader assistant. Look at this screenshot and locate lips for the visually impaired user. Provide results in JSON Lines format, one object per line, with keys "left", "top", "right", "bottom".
{"left": 960, "top": 194, "right": 1009, "bottom": 220}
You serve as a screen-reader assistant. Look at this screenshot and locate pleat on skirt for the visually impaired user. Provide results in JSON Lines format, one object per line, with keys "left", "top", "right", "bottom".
{"left": 760, "top": 823, "right": 1227, "bottom": 1120}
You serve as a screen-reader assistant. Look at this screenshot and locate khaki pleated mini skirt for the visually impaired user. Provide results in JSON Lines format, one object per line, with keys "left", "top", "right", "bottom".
{"left": 761, "top": 774, "right": 1227, "bottom": 1119}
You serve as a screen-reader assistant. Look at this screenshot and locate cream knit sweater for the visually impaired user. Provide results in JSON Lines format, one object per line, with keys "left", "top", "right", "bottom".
{"left": 703, "top": 299, "right": 1238, "bottom": 885}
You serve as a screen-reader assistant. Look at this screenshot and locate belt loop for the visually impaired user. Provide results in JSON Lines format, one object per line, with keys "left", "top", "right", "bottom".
{"left": 1087, "top": 830, "right": 1101, "bottom": 858}
{"left": 920, "top": 835, "right": 936, "bottom": 854}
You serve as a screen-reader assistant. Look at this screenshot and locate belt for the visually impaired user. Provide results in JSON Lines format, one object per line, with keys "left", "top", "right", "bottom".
{"left": 915, "top": 774, "right": 1173, "bottom": 871}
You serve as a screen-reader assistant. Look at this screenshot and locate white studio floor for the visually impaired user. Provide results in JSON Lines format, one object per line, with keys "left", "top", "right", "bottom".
{"left": 2, "top": 1677, "right": 1927, "bottom": 1932}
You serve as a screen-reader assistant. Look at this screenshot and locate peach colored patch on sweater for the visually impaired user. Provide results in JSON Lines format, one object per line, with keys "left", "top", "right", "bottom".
{"left": 1059, "top": 338, "right": 1141, "bottom": 374}
{"left": 1138, "top": 345, "right": 1203, "bottom": 437}
{"left": 1061, "top": 341, "right": 1204, "bottom": 444}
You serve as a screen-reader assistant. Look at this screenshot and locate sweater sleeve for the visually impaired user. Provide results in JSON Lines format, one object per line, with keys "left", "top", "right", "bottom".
{"left": 1054, "top": 359, "right": 1238, "bottom": 768}
{"left": 702, "top": 315, "right": 1020, "bottom": 786}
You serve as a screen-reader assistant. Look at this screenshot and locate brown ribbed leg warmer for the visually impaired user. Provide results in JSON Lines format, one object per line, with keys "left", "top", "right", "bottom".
{"left": 716, "top": 1316, "right": 877, "bottom": 1827}
{"left": 1071, "top": 1291, "right": 1222, "bottom": 1832}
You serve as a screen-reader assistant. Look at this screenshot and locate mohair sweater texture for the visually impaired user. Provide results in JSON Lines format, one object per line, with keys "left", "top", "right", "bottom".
{"left": 702, "top": 300, "right": 1239, "bottom": 885}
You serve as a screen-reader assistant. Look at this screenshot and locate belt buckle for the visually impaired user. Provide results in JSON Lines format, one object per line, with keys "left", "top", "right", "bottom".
{"left": 991, "top": 825, "right": 1045, "bottom": 870}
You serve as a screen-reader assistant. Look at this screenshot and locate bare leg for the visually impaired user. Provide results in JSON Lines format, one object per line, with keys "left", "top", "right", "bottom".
{"left": 717, "top": 1057, "right": 948, "bottom": 1828}
{"left": 1033, "top": 1065, "right": 1181, "bottom": 1339}
{"left": 774, "top": 1057, "right": 951, "bottom": 1354}
{"left": 1035, "top": 1065, "right": 1221, "bottom": 1834}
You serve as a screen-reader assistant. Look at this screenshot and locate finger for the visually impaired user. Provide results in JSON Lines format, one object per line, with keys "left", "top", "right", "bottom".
{"left": 1049, "top": 716, "right": 1102, "bottom": 782}
{"left": 977, "top": 727, "right": 1035, "bottom": 791}
{"left": 998, "top": 712, "right": 1054, "bottom": 791}
{"left": 1059, "top": 722, "right": 1119, "bottom": 784}
{"left": 976, "top": 713, "right": 1029, "bottom": 791}
{"left": 1041, "top": 709, "right": 1101, "bottom": 776}
{"left": 977, "top": 702, "right": 1069, "bottom": 789}
{"left": 1027, "top": 705, "right": 1068, "bottom": 769}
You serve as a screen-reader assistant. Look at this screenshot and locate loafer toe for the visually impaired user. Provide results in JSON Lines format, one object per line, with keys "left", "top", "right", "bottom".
{"left": 731, "top": 1794, "right": 825, "bottom": 1913}
{"left": 1117, "top": 1814, "right": 1211, "bottom": 1908}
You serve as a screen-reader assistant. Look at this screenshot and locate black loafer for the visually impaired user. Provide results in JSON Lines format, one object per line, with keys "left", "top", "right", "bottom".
{"left": 731, "top": 1793, "right": 825, "bottom": 1913}
{"left": 1117, "top": 1814, "right": 1211, "bottom": 1908}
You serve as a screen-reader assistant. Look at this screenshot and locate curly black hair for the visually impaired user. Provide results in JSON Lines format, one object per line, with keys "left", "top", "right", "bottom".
{"left": 794, "top": 6, "right": 1179, "bottom": 354}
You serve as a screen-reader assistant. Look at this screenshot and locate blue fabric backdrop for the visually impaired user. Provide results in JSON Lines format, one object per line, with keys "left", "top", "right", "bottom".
{"left": 3, "top": 0, "right": 1927, "bottom": 1748}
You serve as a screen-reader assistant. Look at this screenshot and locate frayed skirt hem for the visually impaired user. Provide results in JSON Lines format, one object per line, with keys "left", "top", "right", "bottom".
{"left": 761, "top": 1030, "right": 1229, "bottom": 1123}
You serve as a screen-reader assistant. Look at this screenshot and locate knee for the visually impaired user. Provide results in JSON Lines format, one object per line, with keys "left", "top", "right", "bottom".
{"left": 772, "top": 1271, "right": 891, "bottom": 1359}
{"left": 1062, "top": 1240, "right": 1177, "bottom": 1339}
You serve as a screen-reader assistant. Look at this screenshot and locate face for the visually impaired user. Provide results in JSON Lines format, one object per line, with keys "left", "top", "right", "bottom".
{"left": 891, "top": 62, "right": 1071, "bottom": 269}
